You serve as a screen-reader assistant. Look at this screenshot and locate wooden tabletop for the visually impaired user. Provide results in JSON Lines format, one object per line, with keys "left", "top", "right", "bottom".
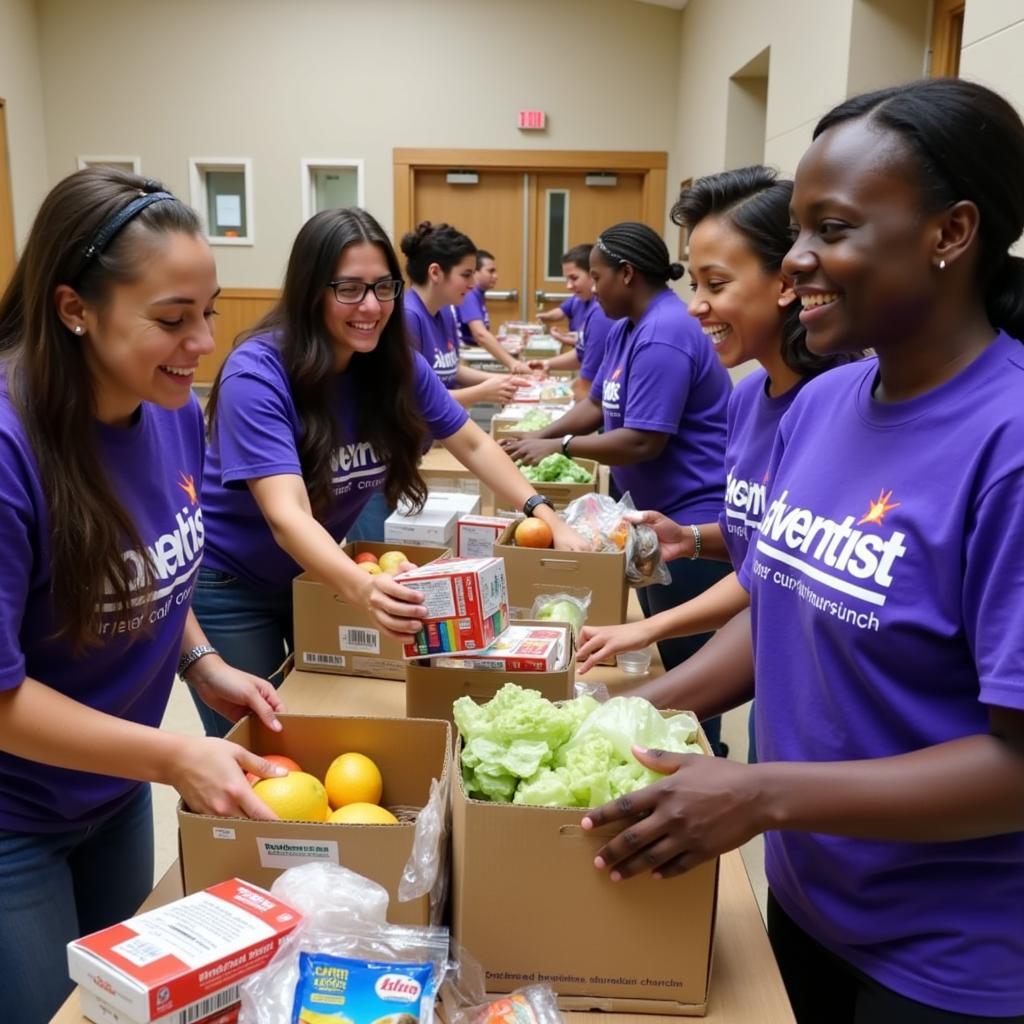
{"left": 52, "top": 649, "right": 794, "bottom": 1023}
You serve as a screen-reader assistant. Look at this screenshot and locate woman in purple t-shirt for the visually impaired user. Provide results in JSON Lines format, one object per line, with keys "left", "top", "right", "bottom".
{"left": 582, "top": 81, "right": 1024, "bottom": 1022}
{"left": 0, "top": 169, "right": 286, "bottom": 1023}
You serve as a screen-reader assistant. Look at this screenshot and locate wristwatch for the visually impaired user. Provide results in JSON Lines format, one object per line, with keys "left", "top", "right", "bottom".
{"left": 178, "top": 644, "right": 218, "bottom": 679}
{"left": 523, "top": 494, "right": 555, "bottom": 518}
{"left": 561, "top": 434, "right": 575, "bottom": 456}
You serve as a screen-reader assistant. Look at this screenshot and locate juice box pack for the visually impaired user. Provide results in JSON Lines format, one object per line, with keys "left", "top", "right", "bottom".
{"left": 396, "top": 557, "right": 510, "bottom": 658}
{"left": 432, "top": 624, "right": 569, "bottom": 672}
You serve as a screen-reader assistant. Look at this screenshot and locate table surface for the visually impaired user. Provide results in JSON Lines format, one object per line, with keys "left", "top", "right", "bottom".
{"left": 53, "top": 639, "right": 794, "bottom": 1023}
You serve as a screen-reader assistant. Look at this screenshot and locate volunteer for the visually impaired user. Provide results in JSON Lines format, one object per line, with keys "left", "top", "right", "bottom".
{"left": 401, "top": 221, "right": 529, "bottom": 406}
{"left": 502, "top": 222, "right": 733, "bottom": 754}
{"left": 456, "top": 249, "right": 532, "bottom": 374}
{"left": 193, "top": 207, "right": 584, "bottom": 736}
{"left": 0, "top": 169, "right": 287, "bottom": 1024}
{"left": 529, "top": 244, "right": 615, "bottom": 400}
{"left": 582, "top": 79, "right": 1024, "bottom": 1023}
{"left": 576, "top": 167, "right": 854, "bottom": 766}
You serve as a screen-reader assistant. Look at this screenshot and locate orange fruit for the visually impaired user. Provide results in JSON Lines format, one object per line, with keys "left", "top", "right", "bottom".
{"left": 252, "top": 771, "right": 329, "bottom": 821}
{"left": 245, "top": 753, "right": 302, "bottom": 786}
{"left": 324, "top": 752, "right": 383, "bottom": 809}
{"left": 514, "top": 518, "right": 553, "bottom": 548}
{"left": 327, "top": 803, "right": 398, "bottom": 825}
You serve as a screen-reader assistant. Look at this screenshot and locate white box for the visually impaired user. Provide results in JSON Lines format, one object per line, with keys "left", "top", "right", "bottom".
{"left": 385, "top": 492, "right": 481, "bottom": 547}
{"left": 457, "top": 514, "right": 516, "bottom": 558}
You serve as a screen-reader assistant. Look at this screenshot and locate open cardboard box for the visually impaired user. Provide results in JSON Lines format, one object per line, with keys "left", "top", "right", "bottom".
{"left": 419, "top": 446, "right": 482, "bottom": 496}
{"left": 177, "top": 714, "right": 451, "bottom": 926}
{"left": 494, "top": 522, "right": 628, "bottom": 628}
{"left": 292, "top": 540, "right": 449, "bottom": 679}
{"left": 451, "top": 724, "right": 718, "bottom": 1015}
{"left": 481, "top": 459, "right": 598, "bottom": 522}
{"left": 405, "top": 619, "right": 576, "bottom": 723}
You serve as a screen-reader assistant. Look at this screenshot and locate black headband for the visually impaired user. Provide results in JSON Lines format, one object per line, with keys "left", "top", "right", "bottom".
{"left": 82, "top": 187, "right": 178, "bottom": 262}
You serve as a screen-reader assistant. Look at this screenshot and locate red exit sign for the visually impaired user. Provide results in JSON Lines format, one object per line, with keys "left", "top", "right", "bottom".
{"left": 518, "top": 109, "right": 547, "bottom": 130}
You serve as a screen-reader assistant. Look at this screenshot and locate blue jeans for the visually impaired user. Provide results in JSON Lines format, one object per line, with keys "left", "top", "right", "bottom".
{"left": 0, "top": 785, "right": 154, "bottom": 1024}
{"left": 345, "top": 491, "right": 392, "bottom": 543}
{"left": 637, "top": 555, "right": 733, "bottom": 756}
{"left": 189, "top": 567, "right": 294, "bottom": 737}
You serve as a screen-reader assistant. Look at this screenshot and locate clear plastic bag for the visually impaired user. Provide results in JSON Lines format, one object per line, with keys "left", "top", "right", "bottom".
{"left": 561, "top": 492, "right": 671, "bottom": 587}
{"left": 239, "top": 863, "right": 449, "bottom": 1024}
{"left": 529, "top": 589, "right": 591, "bottom": 639}
{"left": 398, "top": 772, "right": 449, "bottom": 924}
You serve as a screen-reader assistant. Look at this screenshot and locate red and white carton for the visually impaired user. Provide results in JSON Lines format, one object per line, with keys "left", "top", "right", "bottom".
{"left": 433, "top": 624, "right": 569, "bottom": 672}
{"left": 457, "top": 514, "right": 516, "bottom": 558}
{"left": 80, "top": 986, "right": 239, "bottom": 1024}
{"left": 68, "top": 878, "right": 302, "bottom": 1024}
{"left": 396, "top": 556, "right": 510, "bottom": 658}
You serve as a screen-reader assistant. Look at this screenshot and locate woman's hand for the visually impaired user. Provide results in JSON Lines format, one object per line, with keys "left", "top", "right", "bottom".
{"left": 500, "top": 436, "right": 559, "bottom": 465}
{"left": 625, "top": 510, "right": 695, "bottom": 562}
{"left": 581, "top": 747, "right": 765, "bottom": 880}
{"left": 188, "top": 656, "right": 285, "bottom": 733}
{"left": 359, "top": 563, "right": 428, "bottom": 640}
{"left": 577, "top": 620, "right": 653, "bottom": 674}
{"left": 550, "top": 327, "right": 577, "bottom": 347}
{"left": 480, "top": 374, "right": 530, "bottom": 404}
{"left": 509, "top": 359, "right": 537, "bottom": 376}
{"left": 548, "top": 517, "right": 590, "bottom": 552}
{"left": 168, "top": 735, "right": 289, "bottom": 820}
{"left": 527, "top": 359, "right": 548, "bottom": 372}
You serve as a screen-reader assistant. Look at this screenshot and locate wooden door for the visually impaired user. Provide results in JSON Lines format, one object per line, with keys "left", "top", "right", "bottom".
{"left": 530, "top": 172, "right": 644, "bottom": 318}
{"left": 0, "top": 100, "right": 16, "bottom": 293}
{"left": 412, "top": 170, "right": 525, "bottom": 327}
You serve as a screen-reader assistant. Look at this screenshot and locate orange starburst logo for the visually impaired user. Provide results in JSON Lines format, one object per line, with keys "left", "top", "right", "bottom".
{"left": 611, "top": 367, "right": 623, "bottom": 380}
{"left": 857, "top": 488, "right": 900, "bottom": 526}
{"left": 177, "top": 471, "right": 198, "bottom": 506}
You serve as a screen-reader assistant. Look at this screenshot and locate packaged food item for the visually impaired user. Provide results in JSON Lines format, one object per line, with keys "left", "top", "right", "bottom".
{"left": 394, "top": 558, "right": 510, "bottom": 658}
{"left": 432, "top": 624, "right": 569, "bottom": 672}
{"left": 452, "top": 987, "right": 564, "bottom": 1024}
{"left": 530, "top": 591, "right": 591, "bottom": 639}
{"left": 457, "top": 515, "right": 516, "bottom": 559}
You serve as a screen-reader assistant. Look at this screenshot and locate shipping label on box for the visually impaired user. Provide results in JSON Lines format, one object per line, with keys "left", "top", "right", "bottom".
{"left": 396, "top": 557, "right": 510, "bottom": 658}
{"left": 68, "top": 879, "right": 301, "bottom": 1024}
{"left": 433, "top": 624, "right": 568, "bottom": 672}
{"left": 457, "top": 515, "right": 516, "bottom": 558}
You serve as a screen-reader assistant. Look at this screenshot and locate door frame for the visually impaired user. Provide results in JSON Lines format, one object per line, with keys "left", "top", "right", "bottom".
{"left": 393, "top": 148, "right": 667, "bottom": 243}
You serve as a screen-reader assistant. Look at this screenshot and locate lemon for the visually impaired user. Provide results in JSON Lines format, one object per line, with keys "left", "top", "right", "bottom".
{"left": 327, "top": 802, "right": 398, "bottom": 825}
{"left": 324, "top": 752, "right": 383, "bottom": 809}
{"left": 252, "top": 771, "right": 329, "bottom": 822}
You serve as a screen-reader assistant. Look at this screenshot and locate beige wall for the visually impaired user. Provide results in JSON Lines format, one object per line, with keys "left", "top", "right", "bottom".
{"left": 846, "top": 0, "right": 930, "bottom": 96}
{"left": 35, "top": 0, "right": 683, "bottom": 288}
{"left": 0, "top": 0, "right": 48, "bottom": 249}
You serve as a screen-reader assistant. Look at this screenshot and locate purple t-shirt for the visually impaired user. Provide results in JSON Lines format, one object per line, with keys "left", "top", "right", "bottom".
{"left": 201, "top": 335, "right": 467, "bottom": 589}
{"left": 577, "top": 302, "right": 613, "bottom": 383}
{"left": 738, "top": 332, "right": 1024, "bottom": 1016}
{"left": 589, "top": 289, "right": 730, "bottom": 522}
{"left": 0, "top": 381, "right": 205, "bottom": 832}
{"left": 718, "top": 369, "right": 805, "bottom": 570}
{"left": 457, "top": 286, "right": 489, "bottom": 346}
{"left": 405, "top": 289, "right": 461, "bottom": 389}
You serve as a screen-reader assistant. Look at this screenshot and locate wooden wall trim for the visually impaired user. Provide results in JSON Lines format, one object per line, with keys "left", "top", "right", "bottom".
{"left": 198, "top": 286, "right": 280, "bottom": 386}
{"left": 394, "top": 148, "right": 667, "bottom": 171}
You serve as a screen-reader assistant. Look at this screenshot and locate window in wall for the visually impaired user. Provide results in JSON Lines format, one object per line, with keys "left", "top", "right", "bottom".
{"left": 188, "top": 159, "right": 254, "bottom": 245}
{"left": 930, "top": 0, "right": 964, "bottom": 76}
{"left": 545, "top": 190, "right": 569, "bottom": 280}
{"left": 301, "top": 160, "right": 364, "bottom": 221}
{"left": 76, "top": 156, "right": 141, "bottom": 174}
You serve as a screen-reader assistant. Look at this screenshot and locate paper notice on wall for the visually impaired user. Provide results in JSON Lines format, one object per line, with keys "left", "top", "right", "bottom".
{"left": 216, "top": 194, "right": 242, "bottom": 227}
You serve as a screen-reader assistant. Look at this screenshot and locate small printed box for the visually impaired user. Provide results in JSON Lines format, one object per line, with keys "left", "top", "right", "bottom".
{"left": 68, "top": 879, "right": 301, "bottom": 1024}
{"left": 457, "top": 514, "right": 516, "bottom": 558}
{"left": 395, "top": 557, "right": 510, "bottom": 658}
{"left": 80, "top": 988, "right": 239, "bottom": 1024}
{"left": 433, "top": 624, "right": 569, "bottom": 673}
{"left": 385, "top": 492, "right": 481, "bottom": 548}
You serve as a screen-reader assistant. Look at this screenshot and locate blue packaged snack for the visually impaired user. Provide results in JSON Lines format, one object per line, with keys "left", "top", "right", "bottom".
{"left": 292, "top": 952, "right": 438, "bottom": 1024}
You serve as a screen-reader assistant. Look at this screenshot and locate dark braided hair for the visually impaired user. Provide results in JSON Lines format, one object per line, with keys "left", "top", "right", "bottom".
{"left": 594, "top": 222, "right": 684, "bottom": 286}
{"left": 673, "top": 166, "right": 856, "bottom": 377}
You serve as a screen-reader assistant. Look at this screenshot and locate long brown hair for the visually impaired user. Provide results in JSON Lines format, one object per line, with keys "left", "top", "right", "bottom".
{"left": 206, "top": 207, "right": 429, "bottom": 514}
{"left": 0, "top": 167, "right": 202, "bottom": 650}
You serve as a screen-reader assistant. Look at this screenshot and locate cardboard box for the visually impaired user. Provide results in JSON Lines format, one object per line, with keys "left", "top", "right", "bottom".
{"left": 385, "top": 492, "right": 481, "bottom": 548}
{"left": 292, "top": 541, "right": 450, "bottom": 679}
{"left": 518, "top": 459, "right": 598, "bottom": 511}
{"left": 451, "top": 731, "right": 718, "bottom": 1015}
{"left": 494, "top": 523, "right": 628, "bottom": 627}
{"left": 507, "top": 380, "right": 574, "bottom": 406}
{"left": 433, "top": 623, "right": 570, "bottom": 672}
{"left": 405, "top": 620, "right": 575, "bottom": 722}
{"left": 419, "top": 446, "right": 481, "bottom": 496}
{"left": 457, "top": 514, "right": 516, "bottom": 558}
{"left": 395, "top": 557, "right": 510, "bottom": 658}
{"left": 460, "top": 348, "right": 507, "bottom": 374}
{"left": 501, "top": 322, "right": 544, "bottom": 339}
{"left": 522, "top": 336, "right": 562, "bottom": 359}
{"left": 178, "top": 715, "right": 451, "bottom": 926}
{"left": 80, "top": 987, "right": 239, "bottom": 1024}
{"left": 490, "top": 404, "right": 566, "bottom": 442}
{"left": 68, "top": 878, "right": 300, "bottom": 1024}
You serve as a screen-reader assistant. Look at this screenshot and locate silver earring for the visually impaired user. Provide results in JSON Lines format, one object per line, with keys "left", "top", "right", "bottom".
{"left": 938, "top": 259, "right": 946, "bottom": 270}
{"left": 73, "top": 325, "right": 83, "bottom": 334}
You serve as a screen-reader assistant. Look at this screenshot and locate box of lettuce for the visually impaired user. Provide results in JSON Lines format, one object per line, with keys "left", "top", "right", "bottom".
{"left": 450, "top": 685, "right": 718, "bottom": 1015}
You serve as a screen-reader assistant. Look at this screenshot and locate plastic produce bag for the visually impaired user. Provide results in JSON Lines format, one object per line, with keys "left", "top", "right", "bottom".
{"left": 398, "top": 772, "right": 450, "bottom": 924}
{"left": 239, "top": 862, "right": 449, "bottom": 1024}
{"left": 530, "top": 589, "right": 591, "bottom": 639}
{"left": 561, "top": 492, "right": 670, "bottom": 587}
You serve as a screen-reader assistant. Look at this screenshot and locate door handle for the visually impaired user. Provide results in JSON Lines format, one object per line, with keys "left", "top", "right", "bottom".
{"left": 535, "top": 290, "right": 571, "bottom": 303}
{"left": 485, "top": 289, "right": 518, "bottom": 302}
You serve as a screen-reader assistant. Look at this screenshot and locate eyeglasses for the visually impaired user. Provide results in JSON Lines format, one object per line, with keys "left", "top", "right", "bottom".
{"left": 328, "top": 278, "right": 404, "bottom": 304}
